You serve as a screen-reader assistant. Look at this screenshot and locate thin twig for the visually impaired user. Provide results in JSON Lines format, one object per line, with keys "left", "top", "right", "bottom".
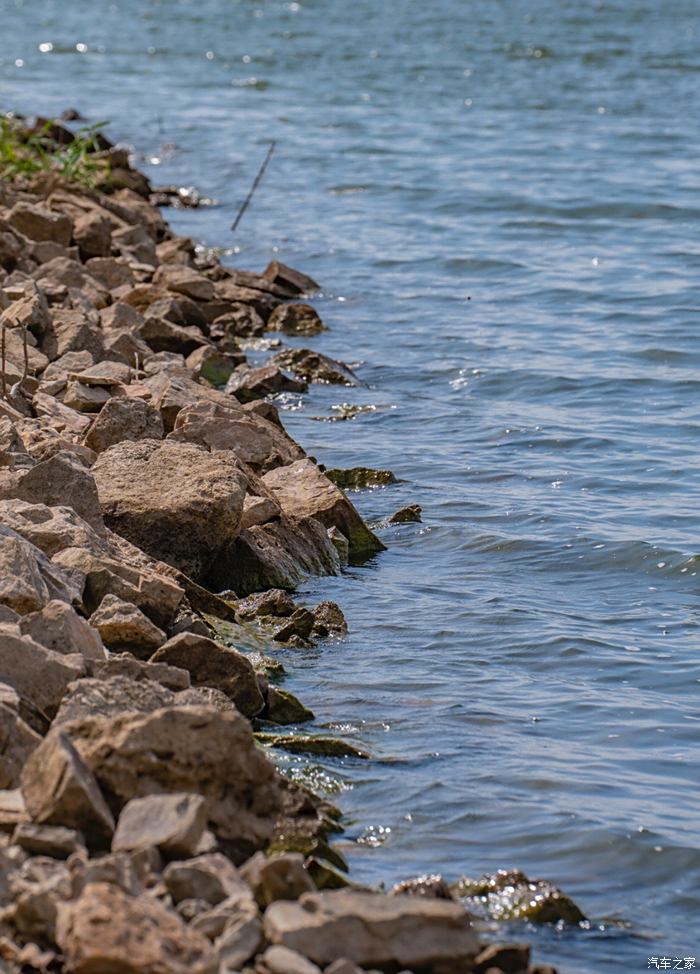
{"left": 1, "top": 321, "right": 6, "bottom": 401}
{"left": 230, "top": 141, "right": 276, "bottom": 233}
{"left": 21, "top": 324, "right": 28, "bottom": 388}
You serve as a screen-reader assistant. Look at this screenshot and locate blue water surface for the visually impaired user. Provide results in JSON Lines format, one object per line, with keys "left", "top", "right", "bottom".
{"left": 2, "top": 1, "right": 700, "bottom": 969}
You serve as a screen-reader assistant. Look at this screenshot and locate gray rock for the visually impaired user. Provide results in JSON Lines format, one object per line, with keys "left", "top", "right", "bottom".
{"left": 164, "top": 853, "right": 254, "bottom": 907}
{"left": 12, "top": 822, "right": 86, "bottom": 860}
{"left": 19, "top": 600, "right": 106, "bottom": 662}
{"left": 240, "top": 852, "right": 315, "bottom": 909}
{"left": 258, "top": 945, "right": 322, "bottom": 974}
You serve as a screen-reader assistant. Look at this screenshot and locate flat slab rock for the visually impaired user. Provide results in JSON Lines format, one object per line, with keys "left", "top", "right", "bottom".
{"left": 263, "top": 889, "right": 480, "bottom": 970}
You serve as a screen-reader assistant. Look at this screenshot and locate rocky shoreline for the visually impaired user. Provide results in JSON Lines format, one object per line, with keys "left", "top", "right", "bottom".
{"left": 0, "top": 116, "right": 581, "bottom": 974}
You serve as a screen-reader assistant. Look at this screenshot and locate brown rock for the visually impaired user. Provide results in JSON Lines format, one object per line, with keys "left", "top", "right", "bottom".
{"left": 70, "top": 359, "right": 133, "bottom": 386}
{"left": 112, "top": 223, "right": 158, "bottom": 265}
{"left": 211, "top": 304, "right": 265, "bottom": 338}
{"left": 186, "top": 344, "right": 242, "bottom": 386}
{"left": 89, "top": 594, "right": 166, "bottom": 656}
{"left": 263, "top": 459, "right": 385, "bottom": 562}
{"left": 63, "top": 380, "right": 112, "bottom": 412}
{"left": 21, "top": 730, "right": 115, "bottom": 846}
{"left": 13, "top": 450, "right": 104, "bottom": 532}
{"left": 267, "top": 303, "right": 326, "bottom": 335}
{"left": 272, "top": 348, "right": 358, "bottom": 386}
{"left": 91, "top": 438, "right": 247, "bottom": 581}
{"left": 53, "top": 676, "right": 177, "bottom": 725}
{"left": 18, "top": 600, "right": 106, "bottom": 662}
{"left": 7, "top": 202, "right": 73, "bottom": 245}
{"left": 73, "top": 210, "right": 113, "bottom": 260}
{"left": 263, "top": 261, "right": 320, "bottom": 296}
{"left": 33, "top": 257, "right": 109, "bottom": 309}
{"left": 63, "top": 706, "right": 282, "bottom": 861}
{"left": 0, "top": 521, "right": 83, "bottom": 614}
{"left": 312, "top": 601, "right": 348, "bottom": 639}
{"left": 169, "top": 398, "right": 304, "bottom": 473}
{"left": 55, "top": 881, "right": 217, "bottom": 974}
{"left": 474, "top": 943, "right": 531, "bottom": 974}
{"left": 225, "top": 363, "right": 307, "bottom": 403}
{"left": 0, "top": 687, "right": 41, "bottom": 788}
{"left": 140, "top": 315, "right": 208, "bottom": 355}
{"left": 31, "top": 391, "right": 92, "bottom": 435}
{"left": 13, "top": 822, "right": 86, "bottom": 859}
{"left": 263, "top": 890, "right": 480, "bottom": 971}
{"left": 0, "top": 627, "right": 84, "bottom": 719}
{"left": 164, "top": 852, "right": 253, "bottom": 906}
{"left": 91, "top": 653, "right": 191, "bottom": 691}
{"left": 86, "top": 256, "right": 135, "bottom": 290}
{"left": 242, "top": 493, "right": 281, "bottom": 528}
{"left": 258, "top": 945, "right": 322, "bottom": 974}
{"left": 112, "top": 793, "right": 208, "bottom": 857}
{"left": 240, "top": 852, "right": 315, "bottom": 908}
{"left": 42, "top": 307, "right": 106, "bottom": 362}
{"left": 154, "top": 264, "right": 215, "bottom": 302}
{"left": 389, "top": 504, "right": 422, "bottom": 524}
{"left": 150, "top": 632, "right": 264, "bottom": 717}
{"left": 84, "top": 396, "right": 164, "bottom": 453}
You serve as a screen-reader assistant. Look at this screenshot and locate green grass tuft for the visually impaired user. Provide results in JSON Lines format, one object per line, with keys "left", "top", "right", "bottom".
{"left": 0, "top": 117, "right": 110, "bottom": 188}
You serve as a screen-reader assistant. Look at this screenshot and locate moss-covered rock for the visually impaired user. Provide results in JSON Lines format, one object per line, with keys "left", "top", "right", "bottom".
{"left": 257, "top": 733, "right": 370, "bottom": 760}
{"left": 265, "top": 687, "right": 314, "bottom": 725}
{"left": 451, "top": 869, "right": 585, "bottom": 924}
{"left": 325, "top": 467, "right": 398, "bottom": 490}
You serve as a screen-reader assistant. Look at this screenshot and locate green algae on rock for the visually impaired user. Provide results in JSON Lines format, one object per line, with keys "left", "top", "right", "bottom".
{"left": 257, "top": 733, "right": 370, "bottom": 760}
{"left": 325, "top": 466, "right": 399, "bottom": 490}
{"left": 451, "top": 869, "right": 586, "bottom": 924}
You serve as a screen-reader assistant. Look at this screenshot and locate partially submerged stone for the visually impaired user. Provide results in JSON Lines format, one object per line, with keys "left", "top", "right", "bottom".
{"left": 265, "top": 687, "right": 314, "bottom": 725}
{"left": 325, "top": 467, "right": 398, "bottom": 490}
{"left": 389, "top": 503, "right": 422, "bottom": 524}
{"left": 452, "top": 869, "right": 586, "bottom": 925}
{"left": 226, "top": 363, "right": 307, "bottom": 403}
{"left": 257, "top": 734, "right": 369, "bottom": 760}
{"left": 272, "top": 348, "right": 358, "bottom": 386}
{"left": 267, "top": 303, "right": 326, "bottom": 335}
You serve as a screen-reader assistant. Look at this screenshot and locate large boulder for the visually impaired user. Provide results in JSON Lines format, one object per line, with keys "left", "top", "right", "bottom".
{"left": 150, "top": 632, "right": 264, "bottom": 717}
{"left": 91, "top": 439, "right": 247, "bottom": 581}
{"left": 263, "top": 890, "right": 480, "bottom": 971}
{"left": 263, "top": 460, "right": 385, "bottom": 562}
{"left": 84, "top": 396, "right": 164, "bottom": 453}
{"left": 11, "top": 451, "right": 105, "bottom": 533}
{"left": 61, "top": 705, "right": 283, "bottom": 861}
{"left": 56, "top": 882, "right": 217, "bottom": 974}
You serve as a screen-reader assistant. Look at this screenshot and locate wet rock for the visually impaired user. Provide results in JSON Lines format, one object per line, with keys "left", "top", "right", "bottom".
{"left": 112, "top": 793, "right": 208, "bottom": 857}
{"left": 151, "top": 632, "right": 264, "bottom": 717}
{"left": 7, "top": 202, "right": 73, "bottom": 246}
{"left": 13, "top": 822, "right": 86, "bottom": 860}
{"left": 312, "top": 601, "right": 348, "bottom": 639}
{"left": 216, "top": 515, "right": 341, "bottom": 596}
{"left": 267, "top": 303, "right": 326, "bottom": 335}
{"left": 237, "top": 589, "right": 297, "bottom": 620}
{"left": 272, "top": 348, "right": 359, "bottom": 386}
{"left": 89, "top": 593, "right": 166, "bottom": 656}
{"left": 325, "top": 467, "right": 398, "bottom": 490}
{"left": 327, "top": 525, "right": 349, "bottom": 565}
{"left": 304, "top": 857, "right": 351, "bottom": 892}
{"left": 257, "top": 734, "right": 369, "bottom": 760}
{"left": 263, "top": 890, "right": 480, "bottom": 971}
{"left": 56, "top": 881, "right": 217, "bottom": 974}
{"left": 164, "top": 852, "right": 253, "bottom": 907}
{"left": 63, "top": 706, "right": 283, "bottom": 861}
{"left": 265, "top": 687, "right": 314, "bottom": 725}
{"left": 241, "top": 852, "right": 315, "bottom": 908}
{"left": 263, "top": 260, "right": 320, "bottom": 296}
{"left": 452, "top": 870, "right": 586, "bottom": 925}
{"left": 226, "top": 363, "right": 307, "bottom": 403}
{"left": 211, "top": 303, "right": 266, "bottom": 338}
{"left": 474, "top": 942, "right": 531, "bottom": 974}
{"left": 389, "top": 504, "right": 422, "bottom": 524}
{"left": 186, "top": 344, "right": 241, "bottom": 386}
{"left": 272, "top": 607, "right": 316, "bottom": 643}
{"left": 169, "top": 398, "right": 304, "bottom": 473}
{"left": 263, "top": 459, "right": 385, "bottom": 562}
{"left": 257, "top": 945, "right": 322, "bottom": 974}
{"left": 21, "top": 729, "right": 115, "bottom": 847}
{"left": 91, "top": 438, "right": 247, "bottom": 582}
{"left": 391, "top": 874, "right": 454, "bottom": 900}
{"left": 84, "top": 395, "right": 164, "bottom": 453}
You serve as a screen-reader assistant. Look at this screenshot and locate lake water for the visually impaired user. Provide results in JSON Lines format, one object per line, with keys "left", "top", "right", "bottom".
{"left": 3, "top": 1, "right": 700, "bottom": 968}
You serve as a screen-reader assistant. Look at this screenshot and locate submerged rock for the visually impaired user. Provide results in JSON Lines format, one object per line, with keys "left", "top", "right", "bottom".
{"left": 257, "top": 734, "right": 370, "bottom": 760}
{"left": 389, "top": 503, "right": 422, "bottom": 524}
{"left": 452, "top": 869, "right": 586, "bottom": 925}
{"left": 271, "top": 348, "right": 358, "bottom": 386}
{"left": 325, "top": 466, "right": 398, "bottom": 490}
{"left": 266, "top": 303, "right": 326, "bottom": 335}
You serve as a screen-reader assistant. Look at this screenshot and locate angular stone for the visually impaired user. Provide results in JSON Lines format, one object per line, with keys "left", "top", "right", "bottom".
{"left": 70, "top": 359, "right": 133, "bottom": 386}
{"left": 474, "top": 942, "right": 531, "bottom": 974}
{"left": 112, "top": 793, "right": 208, "bottom": 857}
{"left": 21, "top": 730, "right": 115, "bottom": 846}
{"left": 89, "top": 594, "right": 166, "bottom": 657}
{"left": 13, "top": 822, "right": 86, "bottom": 859}
{"left": 258, "top": 945, "right": 322, "bottom": 974}
{"left": 86, "top": 256, "right": 135, "bottom": 290}
{"left": 272, "top": 348, "right": 358, "bottom": 386}
{"left": 389, "top": 504, "right": 422, "bottom": 524}
{"left": 91, "top": 439, "right": 247, "bottom": 582}
{"left": 216, "top": 903, "right": 263, "bottom": 970}
{"left": 0, "top": 788, "right": 29, "bottom": 831}
{"left": 73, "top": 210, "right": 112, "bottom": 260}
{"left": 18, "top": 600, "right": 106, "bottom": 662}
{"left": 55, "top": 882, "right": 217, "bottom": 974}
{"left": 0, "top": 691, "right": 41, "bottom": 788}
{"left": 164, "top": 852, "right": 253, "bottom": 907}
{"left": 0, "top": 628, "right": 84, "bottom": 719}
{"left": 32, "top": 391, "right": 91, "bottom": 435}
{"left": 225, "top": 363, "right": 307, "bottom": 403}
{"left": 263, "top": 890, "right": 480, "bottom": 970}
{"left": 150, "top": 632, "right": 264, "bottom": 717}
{"left": 265, "top": 687, "right": 314, "bottom": 725}
{"left": 186, "top": 345, "right": 241, "bottom": 386}
{"left": 7, "top": 202, "right": 73, "bottom": 246}
{"left": 63, "top": 380, "right": 112, "bottom": 412}
{"left": 263, "top": 460, "right": 385, "bottom": 562}
{"left": 211, "top": 304, "right": 265, "bottom": 338}
{"left": 312, "top": 601, "right": 348, "bottom": 639}
{"left": 0, "top": 522, "right": 82, "bottom": 614}
{"left": 169, "top": 398, "right": 304, "bottom": 473}
{"left": 272, "top": 607, "right": 315, "bottom": 643}
{"left": 140, "top": 315, "right": 208, "bottom": 355}
{"left": 154, "top": 264, "right": 215, "bottom": 302}
{"left": 84, "top": 396, "right": 164, "bottom": 453}
{"left": 237, "top": 589, "right": 297, "bottom": 620}
{"left": 13, "top": 450, "right": 104, "bottom": 532}
{"left": 91, "top": 653, "right": 190, "bottom": 691}
{"left": 240, "top": 852, "right": 315, "bottom": 908}
{"left": 42, "top": 307, "right": 106, "bottom": 362}
{"left": 53, "top": 676, "right": 176, "bottom": 725}
{"left": 263, "top": 261, "right": 320, "bottom": 296}
{"left": 267, "top": 303, "right": 326, "bottom": 335}
{"left": 63, "top": 706, "right": 282, "bottom": 862}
